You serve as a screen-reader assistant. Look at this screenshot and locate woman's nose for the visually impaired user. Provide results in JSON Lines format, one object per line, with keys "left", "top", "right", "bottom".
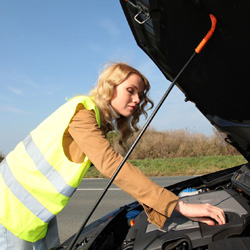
{"left": 133, "top": 94, "right": 140, "bottom": 104}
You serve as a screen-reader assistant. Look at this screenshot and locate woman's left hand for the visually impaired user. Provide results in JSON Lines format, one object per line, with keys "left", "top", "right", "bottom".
{"left": 175, "top": 200, "right": 226, "bottom": 225}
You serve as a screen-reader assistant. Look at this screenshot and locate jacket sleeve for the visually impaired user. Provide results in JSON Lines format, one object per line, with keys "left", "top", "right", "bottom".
{"left": 67, "top": 106, "right": 179, "bottom": 229}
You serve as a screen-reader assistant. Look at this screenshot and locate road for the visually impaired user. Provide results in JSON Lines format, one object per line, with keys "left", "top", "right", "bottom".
{"left": 57, "top": 176, "right": 192, "bottom": 243}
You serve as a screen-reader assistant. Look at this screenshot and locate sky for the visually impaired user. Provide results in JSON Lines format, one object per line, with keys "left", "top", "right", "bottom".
{"left": 0, "top": 0, "right": 214, "bottom": 156}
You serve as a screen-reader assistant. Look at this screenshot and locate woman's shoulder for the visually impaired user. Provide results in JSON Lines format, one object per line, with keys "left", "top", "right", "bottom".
{"left": 72, "top": 104, "right": 96, "bottom": 122}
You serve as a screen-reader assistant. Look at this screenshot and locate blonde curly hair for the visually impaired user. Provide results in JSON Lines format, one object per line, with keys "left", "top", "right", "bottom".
{"left": 89, "top": 62, "right": 154, "bottom": 151}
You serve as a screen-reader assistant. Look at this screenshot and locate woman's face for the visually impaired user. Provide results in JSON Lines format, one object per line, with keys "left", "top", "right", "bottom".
{"left": 110, "top": 73, "right": 145, "bottom": 118}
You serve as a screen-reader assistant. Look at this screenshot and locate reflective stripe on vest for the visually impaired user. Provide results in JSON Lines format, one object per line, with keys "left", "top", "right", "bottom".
{"left": 23, "top": 134, "right": 76, "bottom": 197}
{"left": 0, "top": 159, "right": 54, "bottom": 223}
{"left": 0, "top": 96, "right": 101, "bottom": 242}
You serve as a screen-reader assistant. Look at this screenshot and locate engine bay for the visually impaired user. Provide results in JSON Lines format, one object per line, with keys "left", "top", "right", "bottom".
{"left": 121, "top": 164, "right": 250, "bottom": 250}
{"left": 123, "top": 189, "right": 250, "bottom": 249}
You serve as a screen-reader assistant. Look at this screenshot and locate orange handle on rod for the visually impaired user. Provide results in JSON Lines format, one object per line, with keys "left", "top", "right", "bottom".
{"left": 195, "top": 14, "right": 217, "bottom": 53}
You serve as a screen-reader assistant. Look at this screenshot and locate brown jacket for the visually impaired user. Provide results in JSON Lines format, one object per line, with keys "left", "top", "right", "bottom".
{"left": 63, "top": 104, "right": 179, "bottom": 229}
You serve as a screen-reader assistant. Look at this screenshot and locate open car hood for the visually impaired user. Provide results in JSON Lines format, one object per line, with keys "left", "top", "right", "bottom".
{"left": 120, "top": 0, "right": 250, "bottom": 160}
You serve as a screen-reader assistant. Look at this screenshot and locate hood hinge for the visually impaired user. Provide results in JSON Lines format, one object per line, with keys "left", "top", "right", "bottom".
{"left": 126, "top": 0, "right": 151, "bottom": 24}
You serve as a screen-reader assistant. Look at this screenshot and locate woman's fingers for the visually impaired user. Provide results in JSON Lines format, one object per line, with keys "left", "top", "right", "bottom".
{"left": 203, "top": 203, "right": 226, "bottom": 225}
{"left": 187, "top": 216, "right": 216, "bottom": 225}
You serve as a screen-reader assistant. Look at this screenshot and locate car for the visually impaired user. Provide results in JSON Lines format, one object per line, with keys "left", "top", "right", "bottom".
{"left": 56, "top": 0, "right": 250, "bottom": 249}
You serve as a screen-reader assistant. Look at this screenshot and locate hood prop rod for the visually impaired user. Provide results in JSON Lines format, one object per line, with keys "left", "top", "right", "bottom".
{"left": 65, "top": 13, "right": 217, "bottom": 250}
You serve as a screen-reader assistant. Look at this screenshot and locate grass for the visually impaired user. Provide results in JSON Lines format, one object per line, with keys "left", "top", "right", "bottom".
{"left": 84, "top": 155, "right": 247, "bottom": 178}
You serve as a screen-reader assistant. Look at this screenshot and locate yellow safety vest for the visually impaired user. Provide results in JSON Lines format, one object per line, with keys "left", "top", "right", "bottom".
{"left": 0, "top": 95, "right": 100, "bottom": 242}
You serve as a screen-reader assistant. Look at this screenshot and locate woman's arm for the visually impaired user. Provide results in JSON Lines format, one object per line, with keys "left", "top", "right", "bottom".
{"left": 67, "top": 106, "right": 179, "bottom": 228}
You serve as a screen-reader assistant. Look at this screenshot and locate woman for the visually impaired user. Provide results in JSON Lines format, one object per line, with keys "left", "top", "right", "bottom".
{"left": 0, "top": 62, "right": 225, "bottom": 249}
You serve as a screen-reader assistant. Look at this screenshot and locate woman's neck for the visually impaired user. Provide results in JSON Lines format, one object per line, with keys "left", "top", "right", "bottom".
{"left": 108, "top": 104, "right": 120, "bottom": 120}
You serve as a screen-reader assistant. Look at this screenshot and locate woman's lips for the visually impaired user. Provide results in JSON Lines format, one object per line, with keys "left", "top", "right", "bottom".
{"left": 128, "top": 105, "right": 136, "bottom": 111}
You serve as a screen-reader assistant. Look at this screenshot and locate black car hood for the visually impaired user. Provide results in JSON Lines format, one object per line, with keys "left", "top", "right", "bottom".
{"left": 120, "top": 0, "right": 250, "bottom": 160}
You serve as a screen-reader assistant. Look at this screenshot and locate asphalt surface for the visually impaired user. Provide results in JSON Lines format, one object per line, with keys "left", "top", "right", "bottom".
{"left": 57, "top": 176, "right": 192, "bottom": 243}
